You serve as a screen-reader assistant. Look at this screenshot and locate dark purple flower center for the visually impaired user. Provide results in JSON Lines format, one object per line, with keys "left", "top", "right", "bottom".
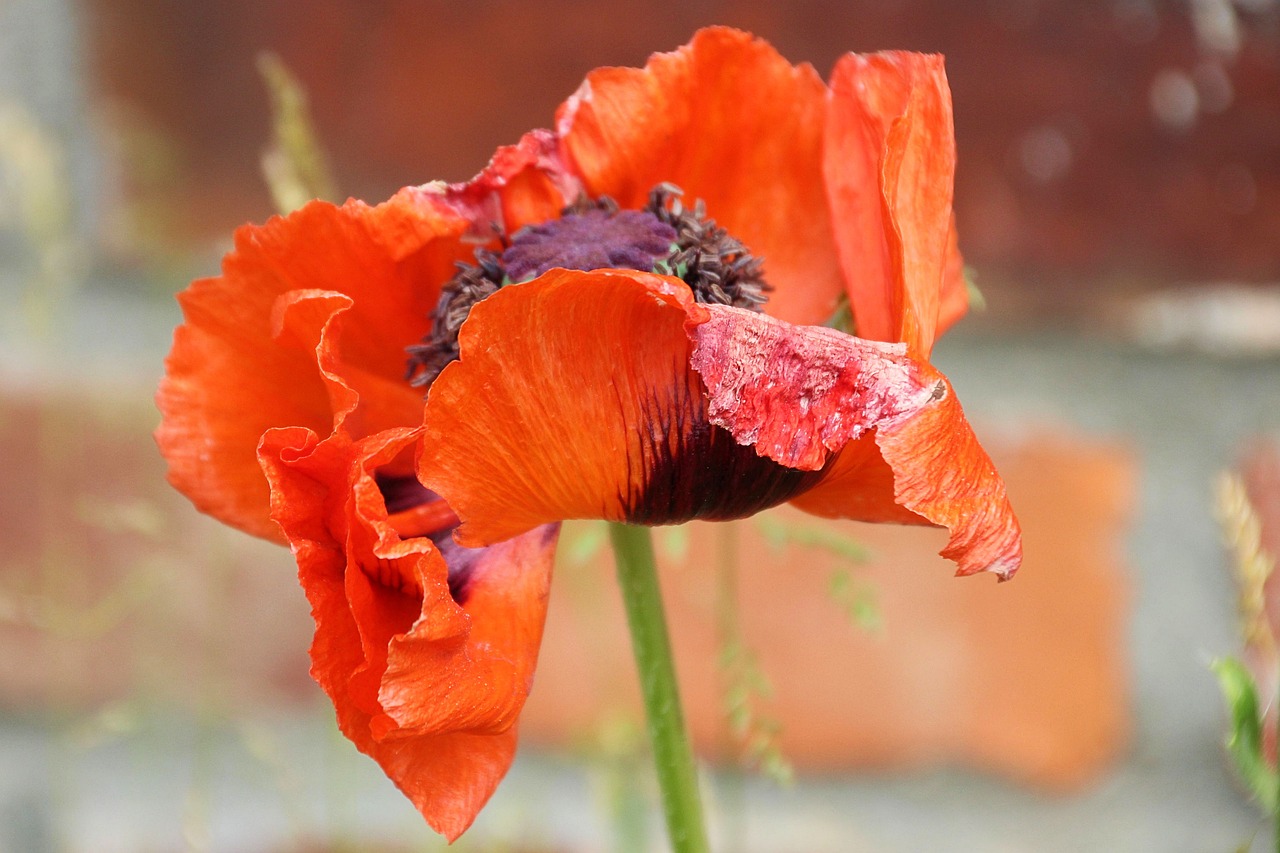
{"left": 406, "top": 185, "right": 771, "bottom": 390}
{"left": 502, "top": 208, "right": 677, "bottom": 282}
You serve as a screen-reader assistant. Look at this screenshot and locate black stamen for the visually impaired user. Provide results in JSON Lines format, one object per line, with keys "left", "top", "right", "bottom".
{"left": 406, "top": 250, "right": 503, "bottom": 388}
{"left": 645, "top": 183, "right": 771, "bottom": 311}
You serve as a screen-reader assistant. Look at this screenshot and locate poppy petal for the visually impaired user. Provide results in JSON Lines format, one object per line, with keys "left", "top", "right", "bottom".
{"left": 419, "top": 269, "right": 825, "bottom": 546}
{"left": 556, "top": 26, "right": 843, "bottom": 326}
{"left": 938, "top": 216, "right": 970, "bottom": 337}
{"left": 788, "top": 432, "right": 926, "bottom": 526}
{"left": 156, "top": 192, "right": 471, "bottom": 541}
{"left": 824, "top": 51, "right": 960, "bottom": 357}
{"left": 800, "top": 369, "right": 1022, "bottom": 578}
{"left": 688, "top": 304, "right": 1021, "bottom": 578}
{"left": 259, "top": 422, "right": 557, "bottom": 841}
{"left": 430, "top": 128, "right": 581, "bottom": 237}
{"left": 687, "top": 304, "right": 928, "bottom": 472}
{"left": 255, "top": 290, "right": 558, "bottom": 839}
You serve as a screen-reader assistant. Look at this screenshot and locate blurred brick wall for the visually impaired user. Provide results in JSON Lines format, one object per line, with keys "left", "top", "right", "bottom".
{"left": 86, "top": 0, "right": 1280, "bottom": 301}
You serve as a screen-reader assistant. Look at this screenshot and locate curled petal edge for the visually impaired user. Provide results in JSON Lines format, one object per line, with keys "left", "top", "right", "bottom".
{"left": 255, "top": 285, "right": 558, "bottom": 841}
{"left": 156, "top": 192, "right": 474, "bottom": 542}
{"left": 425, "top": 128, "right": 582, "bottom": 238}
{"left": 824, "top": 50, "right": 961, "bottom": 358}
{"left": 687, "top": 303, "right": 1021, "bottom": 579}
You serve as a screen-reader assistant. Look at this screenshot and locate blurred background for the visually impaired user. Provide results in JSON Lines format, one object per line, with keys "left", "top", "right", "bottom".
{"left": 2, "top": 1, "right": 1279, "bottom": 850}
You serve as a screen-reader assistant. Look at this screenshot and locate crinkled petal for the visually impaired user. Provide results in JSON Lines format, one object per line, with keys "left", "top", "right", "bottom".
{"left": 428, "top": 128, "right": 581, "bottom": 237}
{"left": 688, "top": 304, "right": 1021, "bottom": 579}
{"left": 871, "top": 367, "right": 1021, "bottom": 578}
{"left": 686, "top": 304, "right": 926, "bottom": 471}
{"left": 156, "top": 192, "right": 471, "bottom": 540}
{"left": 246, "top": 284, "right": 558, "bottom": 840}
{"left": 419, "top": 269, "right": 824, "bottom": 547}
{"left": 259, "top": 423, "right": 557, "bottom": 841}
{"left": 824, "top": 51, "right": 962, "bottom": 357}
{"left": 556, "top": 26, "right": 843, "bottom": 326}
{"left": 938, "top": 215, "right": 969, "bottom": 337}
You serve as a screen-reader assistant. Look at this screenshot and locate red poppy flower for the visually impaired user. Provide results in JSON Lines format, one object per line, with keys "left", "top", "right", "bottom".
{"left": 156, "top": 27, "right": 1021, "bottom": 841}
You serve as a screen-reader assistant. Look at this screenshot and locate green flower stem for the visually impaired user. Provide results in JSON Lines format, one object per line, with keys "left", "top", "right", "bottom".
{"left": 608, "top": 522, "right": 710, "bottom": 853}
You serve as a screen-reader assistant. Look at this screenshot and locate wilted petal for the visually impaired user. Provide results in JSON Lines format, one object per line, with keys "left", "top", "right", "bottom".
{"left": 688, "top": 304, "right": 1021, "bottom": 579}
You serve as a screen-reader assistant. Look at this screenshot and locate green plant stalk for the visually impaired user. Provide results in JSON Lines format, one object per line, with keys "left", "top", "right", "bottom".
{"left": 608, "top": 522, "right": 710, "bottom": 853}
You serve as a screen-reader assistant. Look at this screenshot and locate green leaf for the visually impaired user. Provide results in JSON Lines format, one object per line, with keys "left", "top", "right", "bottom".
{"left": 1212, "top": 657, "right": 1278, "bottom": 811}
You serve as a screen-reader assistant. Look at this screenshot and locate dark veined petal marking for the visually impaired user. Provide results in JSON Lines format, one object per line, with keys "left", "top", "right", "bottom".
{"left": 619, "top": 354, "right": 825, "bottom": 524}
{"left": 418, "top": 268, "right": 811, "bottom": 548}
